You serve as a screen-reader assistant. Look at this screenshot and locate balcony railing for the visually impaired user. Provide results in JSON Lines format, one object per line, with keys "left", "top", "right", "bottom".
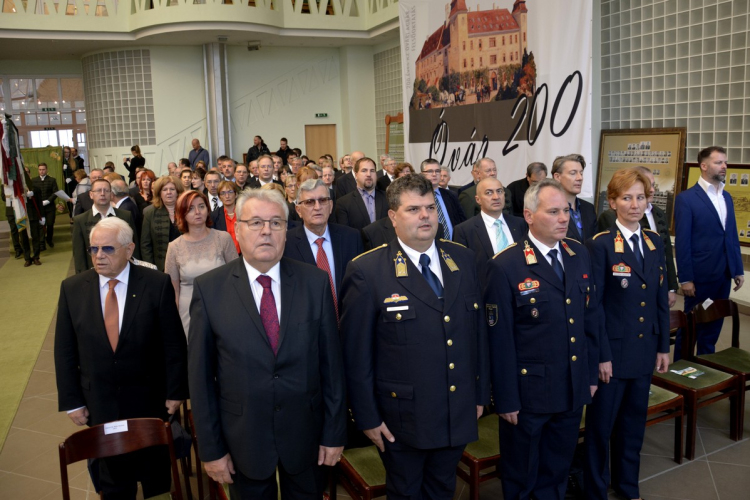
{"left": 0, "top": 0, "right": 399, "bottom": 34}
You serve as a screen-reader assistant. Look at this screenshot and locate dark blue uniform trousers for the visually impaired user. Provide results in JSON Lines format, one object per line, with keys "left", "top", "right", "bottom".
{"left": 584, "top": 374, "right": 651, "bottom": 500}
{"left": 676, "top": 278, "right": 731, "bottom": 359}
{"left": 498, "top": 406, "right": 584, "bottom": 500}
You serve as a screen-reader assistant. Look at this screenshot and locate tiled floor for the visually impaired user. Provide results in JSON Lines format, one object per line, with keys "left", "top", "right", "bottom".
{"left": 0, "top": 287, "right": 748, "bottom": 499}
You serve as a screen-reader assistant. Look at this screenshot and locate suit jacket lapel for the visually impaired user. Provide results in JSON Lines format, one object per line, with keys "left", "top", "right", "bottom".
{"left": 277, "top": 259, "right": 296, "bottom": 353}
{"left": 294, "top": 230, "right": 316, "bottom": 267}
{"left": 352, "top": 190, "right": 370, "bottom": 223}
{"left": 474, "top": 216, "right": 495, "bottom": 260}
{"left": 231, "top": 261, "right": 269, "bottom": 349}
{"left": 437, "top": 241, "right": 460, "bottom": 312}
{"left": 390, "top": 243, "right": 443, "bottom": 312}
{"left": 693, "top": 184, "right": 724, "bottom": 227}
{"left": 87, "top": 272, "right": 110, "bottom": 350}
{"left": 526, "top": 240, "right": 565, "bottom": 292}
{"left": 329, "top": 225, "right": 346, "bottom": 288}
{"left": 642, "top": 232, "right": 659, "bottom": 274}
{"left": 375, "top": 191, "right": 387, "bottom": 219}
{"left": 620, "top": 234, "right": 647, "bottom": 281}
{"left": 561, "top": 245, "right": 580, "bottom": 296}
{"left": 119, "top": 265, "right": 146, "bottom": 343}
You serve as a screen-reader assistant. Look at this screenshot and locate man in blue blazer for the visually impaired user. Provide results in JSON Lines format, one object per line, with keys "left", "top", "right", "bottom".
{"left": 420, "top": 159, "right": 466, "bottom": 239}
{"left": 484, "top": 179, "right": 600, "bottom": 500}
{"left": 284, "top": 179, "right": 364, "bottom": 309}
{"left": 453, "top": 177, "right": 527, "bottom": 288}
{"left": 552, "top": 154, "right": 598, "bottom": 243}
{"left": 674, "top": 146, "right": 744, "bottom": 357}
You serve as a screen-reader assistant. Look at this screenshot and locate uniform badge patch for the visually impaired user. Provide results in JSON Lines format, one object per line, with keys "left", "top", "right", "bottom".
{"left": 517, "top": 278, "right": 541, "bottom": 292}
{"left": 614, "top": 231, "right": 625, "bottom": 253}
{"left": 561, "top": 240, "right": 576, "bottom": 256}
{"left": 384, "top": 294, "right": 408, "bottom": 304}
{"left": 394, "top": 251, "right": 408, "bottom": 277}
{"left": 621, "top": 278, "right": 629, "bottom": 288}
{"left": 531, "top": 308, "right": 539, "bottom": 318}
{"left": 612, "top": 263, "right": 632, "bottom": 276}
{"left": 523, "top": 241, "right": 538, "bottom": 265}
{"left": 643, "top": 232, "right": 656, "bottom": 251}
{"left": 440, "top": 248, "right": 459, "bottom": 272}
{"left": 486, "top": 304, "right": 498, "bottom": 327}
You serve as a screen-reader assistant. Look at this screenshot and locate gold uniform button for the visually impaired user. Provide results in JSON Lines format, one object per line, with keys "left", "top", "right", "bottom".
{"left": 569, "top": 318, "right": 575, "bottom": 324}
{"left": 395, "top": 313, "right": 402, "bottom": 320}
{"left": 639, "top": 317, "right": 644, "bottom": 323}
{"left": 444, "top": 315, "right": 451, "bottom": 323}
{"left": 450, "top": 385, "right": 456, "bottom": 392}
{"left": 587, "top": 286, "right": 590, "bottom": 292}
{"left": 521, "top": 368, "right": 528, "bottom": 375}
{"left": 447, "top": 339, "right": 453, "bottom": 346}
{"left": 449, "top": 363, "right": 455, "bottom": 369}
{"left": 474, "top": 303, "right": 479, "bottom": 310}
{"left": 638, "top": 334, "right": 644, "bottom": 338}
{"left": 530, "top": 298, "right": 536, "bottom": 304}
{"left": 570, "top": 337, "right": 576, "bottom": 343}
{"left": 572, "top": 355, "right": 577, "bottom": 361}
{"left": 640, "top": 302, "right": 646, "bottom": 307}
{"left": 642, "top": 284, "right": 647, "bottom": 289}
{"left": 566, "top": 298, "right": 571, "bottom": 305}
{"left": 390, "top": 392, "right": 397, "bottom": 398}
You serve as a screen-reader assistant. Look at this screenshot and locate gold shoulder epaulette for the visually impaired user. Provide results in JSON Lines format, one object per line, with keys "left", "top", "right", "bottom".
{"left": 492, "top": 242, "right": 517, "bottom": 259}
{"left": 643, "top": 228, "right": 659, "bottom": 235}
{"left": 592, "top": 230, "right": 610, "bottom": 240}
{"left": 352, "top": 244, "right": 388, "bottom": 261}
{"left": 564, "top": 237, "right": 581, "bottom": 244}
{"left": 440, "top": 239, "right": 466, "bottom": 248}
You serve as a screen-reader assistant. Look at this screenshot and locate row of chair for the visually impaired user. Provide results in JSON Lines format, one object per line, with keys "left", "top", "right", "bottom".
{"left": 57, "top": 301, "right": 749, "bottom": 500}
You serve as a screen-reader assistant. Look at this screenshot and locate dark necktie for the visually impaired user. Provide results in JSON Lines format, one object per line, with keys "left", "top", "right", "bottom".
{"left": 435, "top": 192, "right": 451, "bottom": 239}
{"left": 212, "top": 197, "right": 219, "bottom": 211}
{"left": 315, "top": 237, "right": 339, "bottom": 322}
{"left": 256, "top": 275, "right": 280, "bottom": 355}
{"left": 419, "top": 254, "right": 444, "bottom": 299}
{"left": 548, "top": 249, "right": 564, "bottom": 283}
{"left": 630, "top": 234, "right": 644, "bottom": 270}
{"left": 104, "top": 279, "right": 119, "bottom": 352}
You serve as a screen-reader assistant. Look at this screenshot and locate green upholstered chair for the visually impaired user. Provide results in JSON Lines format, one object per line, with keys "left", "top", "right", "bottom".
{"left": 457, "top": 413, "right": 500, "bottom": 500}
{"left": 652, "top": 310, "right": 740, "bottom": 460}
{"left": 645, "top": 384, "right": 685, "bottom": 464}
{"left": 330, "top": 446, "right": 387, "bottom": 500}
{"left": 689, "top": 299, "right": 749, "bottom": 440}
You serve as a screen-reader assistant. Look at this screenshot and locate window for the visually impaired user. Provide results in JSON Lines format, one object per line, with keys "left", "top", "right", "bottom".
{"left": 503, "top": 53, "right": 506, "bottom": 63}
{"left": 463, "top": 59, "right": 467, "bottom": 68}
{"left": 480, "top": 57, "right": 483, "bottom": 66}
{"left": 523, "top": 33, "right": 526, "bottom": 43}
{"left": 463, "top": 41, "right": 466, "bottom": 50}
{"left": 471, "top": 58, "right": 474, "bottom": 68}
{"left": 490, "top": 55, "right": 497, "bottom": 65}
{"left": 479, "top": 39, "right": 483, "bottom": 51}
{"left": 516, "top": 51, "right": 519, "bottom": 60}
{"left": 502, "top": 36, "right": 505, "bottom": 46}
{"left": 515, "top": 34, "right": 518, "bottom": 43}
{"left": 490, "top": 37, "right": 496, "bottom": 48}
{"left": 470, "top": 41, "right": 474, "bottom": 50}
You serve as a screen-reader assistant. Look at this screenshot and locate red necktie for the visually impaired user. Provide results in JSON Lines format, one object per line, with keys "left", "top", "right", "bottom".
{"left": 104, "top": 279, "right": 119, "bottom": 352}
{"left": 256, "top": 275, "right": 280, "bottom": 355}
{"left": 315, "top": 237, "right": 339, "bottom": 322}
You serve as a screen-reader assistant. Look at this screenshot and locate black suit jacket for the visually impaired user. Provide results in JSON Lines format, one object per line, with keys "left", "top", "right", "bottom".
{"left": 210, "top": 206, "right": 229, "bottom": 232}
{"left": 506, "top": 177, "right": 530, "bottom": 217}
{"left": 334, "top": 172, "right": 357, "bottom": 199}
{"left": 438, "top": 187, "right": 466, "bottom": 228}
{"left": 32, "top": 175, "right": 59, "bottom": 214}
{"left": 188, "top": 258, "right": 347, "bottom": 479}
{"left": 341, "top": 240, "right": 490, "bottom": 449}
{"left": 283, "top": 223, "right": 364, "bottom": 305}
{"left": 334, "top": 189, "right": 389, "bottom": 231}
{"left": 248, "top": 178, "right": 283, "bottom": 189}
{"left": 72, "top": 209, "right": 139, "bottom": 273}
{"left": 567, "top": 198, "right": 598, "bottom": 243}
{"left": 376, "top": 174, "right": 392, "bottom": 192}
{"left": 54, "top": 265, "right": 188, "bottom": 425}
{"left": 73, "top": 195, "right": 94, "bottom": 216}
{"left": 117, "top": 197, "right": 141, "bottom": 236}
{"left": 459, "top": 184, "right": 513, "bottom": 218}
{"left": 453, "top": 213, "right": 527, "bottom": 287}
{"left": 362, "top": 217, "right": 396, "bottom": 250}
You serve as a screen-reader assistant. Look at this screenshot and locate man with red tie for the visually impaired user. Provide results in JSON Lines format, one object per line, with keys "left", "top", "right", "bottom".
{"left": 188, "top": 188, "right": 347, "bottom": 500}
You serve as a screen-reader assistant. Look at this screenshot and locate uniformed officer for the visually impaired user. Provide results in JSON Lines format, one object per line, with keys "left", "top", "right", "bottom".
{"left": 584, "top": 168, "right": 670, "bottom": 500}
{"left": 341, "top": 174, "right": 490, "bottom": 500}
{"left": 484, "top": 178, "right": 600, "bottom": 500}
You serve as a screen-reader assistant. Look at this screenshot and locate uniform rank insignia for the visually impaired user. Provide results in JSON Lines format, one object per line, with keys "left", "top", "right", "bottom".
{"left": 440, "top": 248, "right": 459, "bottom": 272}
{"left": 394, "top": 252, "right": 408, "bottom": 277}
{"left": 643, "top": 232, "right": 656, "bottom": 251}
{"left": 561, "top": 240, "right": 576, "bottom": 256}
{"left": 523, "top": 241, "right": 538, "bottom": 265}
{"left": 612, "top": 263, "right": 632, "bottom": 276}
{"left": 486, "top": 304, "right": 498, "bottom": 326}
{"left": 518, "top": 278, "right": 541, "bottom": 292}
{"left": 384, "top": 294, "right": 408, "bottom": 304}
{"left": 660, "top": 274, "right": 664, "bottom": 287}
{"left": 614, "top": 231, "right": 625, "bottom": 253}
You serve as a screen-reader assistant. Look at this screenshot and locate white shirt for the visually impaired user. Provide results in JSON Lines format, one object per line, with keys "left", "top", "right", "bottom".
{"left": 114, "top": 196, "right": 130, "bottom": 209}
{"left": 643, "top": 203, "right": 657, "bottom": 232}
{"left": 397, "top": 238, "right": 444, "bottom": 286}
{"left": 615, "top": 219, "right": 643, "bottom": 257}
{"left": 527, "top": 231, "right": 564, "bottom": 271}
{"left": 92, "top": 205, "right": 116, "bottom": 219}
{"left": 697, "top": 176, "right": 727, "bottom": 229}
{"left": 208, "top": 194, "right": 223, "bottom": 211}
{"left": 98, "top": 263, "right": 130, "bottom": 334}
{"left": 243, "top": 259, "right": 282, "bottom": 320}
{"left": 259, "top": 179, "right": 273, "bottom": 186}
{"left": 480, "top": 211, "right": 514, "bottom": 254}
{"left": 304, "top": 225, "right": 337, "bottom": 293}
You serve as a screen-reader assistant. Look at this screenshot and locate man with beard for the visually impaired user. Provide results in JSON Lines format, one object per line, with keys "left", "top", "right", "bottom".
{"left": 334, "top": 157, "right": 388, "bottom": 232}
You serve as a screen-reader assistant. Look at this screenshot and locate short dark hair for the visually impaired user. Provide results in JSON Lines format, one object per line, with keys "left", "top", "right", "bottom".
{"left": 179, "top": 158, "right": 190, "bottom": 167}
{"left": 526, "top": 162, "right": 547, "bottom": 177}
{"left": 354, "top": 157, "right": 376, "bottom": 174}
{"left": 697, "top": 146, "right": 727, "bottom": 164}
{"left": 216, "top": 155, "right": 230, "bottom": 164}
{"left": 280, "top": 137, "right": 288, "bottom": 142}
{"left": 387, "top": 174, "right": 434, "bottom": 211}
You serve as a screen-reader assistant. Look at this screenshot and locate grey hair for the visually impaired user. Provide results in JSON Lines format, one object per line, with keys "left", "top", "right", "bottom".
{"left": 236, "top": 187, "right": 289, "bottom": 220}
{"left": 89, "top": 216, "right": 134, "bottom": 247}
{"left": 524, "top": 178, "right": 567, "bottom": 213}
{"left": 296, "top": 179, "right": 328, "bottom": 203}
{"left": 526, "top": 162, "right": 548, "bottom": 177}
{"left": 440, "top": 166, "right": 451, "bottom": 176}
{"left": 110, "top": 179, "right": 129, "bottom": 197}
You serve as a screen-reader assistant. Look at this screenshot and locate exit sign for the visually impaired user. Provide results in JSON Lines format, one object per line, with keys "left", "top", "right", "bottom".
{"left": 315, "top": 113, "right": 328, "bottom": 118}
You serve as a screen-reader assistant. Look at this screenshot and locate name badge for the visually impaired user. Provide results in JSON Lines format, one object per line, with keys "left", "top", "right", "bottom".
{"left": 387, "top": 306, "right": 409, "bottom": 312}
{"left": 104, "top": 420, "right": 129, "bottom": 435}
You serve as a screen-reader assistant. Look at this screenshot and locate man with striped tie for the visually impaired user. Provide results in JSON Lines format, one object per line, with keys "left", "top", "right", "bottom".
{"left": 420, "top": 158, "right": 466, "bottom": 239}
{"left": 453, "top": 177, "right": 527, "bottom": 288}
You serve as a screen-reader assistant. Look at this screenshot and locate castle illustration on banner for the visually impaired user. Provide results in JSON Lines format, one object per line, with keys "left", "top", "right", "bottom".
{"left": 411, "top": 0, "right": 537, "bottom": 110}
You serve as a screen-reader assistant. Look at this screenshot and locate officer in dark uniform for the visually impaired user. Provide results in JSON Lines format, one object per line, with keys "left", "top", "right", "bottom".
{"left": 584, "top": 168, "right": 670, "bottom": 500}
{"left": 31, "top": 163, "right": 59, "bottom": 248}
{"left": 341, "top": 174, "right": 490, "bottom": 500}
{"left": 484, "top": 178, "right": 600, "bottom": 500}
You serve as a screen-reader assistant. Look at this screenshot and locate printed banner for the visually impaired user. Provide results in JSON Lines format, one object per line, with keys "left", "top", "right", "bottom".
{"left": 400, "top": 0, "right": 593, "bottom": 195}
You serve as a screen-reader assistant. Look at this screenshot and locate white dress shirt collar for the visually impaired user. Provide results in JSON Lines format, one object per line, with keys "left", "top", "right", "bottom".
{"left": 397, "top": 237, "right": 443, "bottom": 286}
{"left": 527, "top": 231, "right": 563, "bottom": 269}
{"left": 615, "top": 218, "right": 643, "bottom": 255}
{"left": 93, "top": 205, "right": 116, "bottom": 218}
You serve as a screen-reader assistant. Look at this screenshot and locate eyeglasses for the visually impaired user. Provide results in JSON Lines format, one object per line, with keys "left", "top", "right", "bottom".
{"left": 88, "top": 245, "right": 123, "bottom": 255}
{"left": 91, "top": 189, "right": 111, "bottom": 194}
{"left": 238, "top": 218, "right": 287, "bottom": 231}
{"left": 422, "top": 169, "right": 440, "bottom": 175}
{"left": 219, "top": 191, "right": 236, "bottom": 197}
{"left": 297, "top": 197, "right": 331, "bottom": 207}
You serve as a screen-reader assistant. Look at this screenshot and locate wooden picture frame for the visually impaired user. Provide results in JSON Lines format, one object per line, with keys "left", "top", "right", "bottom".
{"left": 682, "top": 162, "right": 750, "bottom": 247}
{"left": 385, "top": 112, "right": 404, "bottom": 158}
{"left": 596, "top": 128, "right": 687, "bottom": 231}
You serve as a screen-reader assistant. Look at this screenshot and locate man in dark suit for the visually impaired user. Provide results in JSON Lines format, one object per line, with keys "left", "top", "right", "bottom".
{"left": 55, "top": 217, "right": 188, "bottom": 499}
{"left": 71, "top": 147, "right": 86, "bottom": 172}
{"left": 32, "top": 163, "right": 59, "bottom": 248}
{"left": 453, "top": 178, "right": 527, "bottom": 287}
{"left": 597, "top": 166, "right": 679, "bottom": 307}
{"left": 248, "top": 155, "right": 284, "bottom": 189}
{"left": 111, "top": 179, "right": 141, "bottom": 236}
{"left": 341, "top": 174, "right": 490, "bottom": 499}
{"left": 506, "top": 162, "right": 548, "bottom": 217}
{"left": 72, "top": 179, "right": 138, "bottom": 274}
{"left": 362, "top": 216, "right": 396, "bottom": 250}
{"left": 284, "top": 179, "right": 363, "bottom": 310}
{"left": 551, "top": 154, "right": 597, "bottom": 242}
{"left": 484, "top": 179, "right": 600, "bottom": 500}
{"left": 189, "top": 189, "right": 347, "bottom": 499}
{"left": 334, "top": 153, "right": 357, "bottom": 198}
{"left": 74, "top": 168, "right": 104, "bottom": 216}
{"left": 321, "top": 165, "right": 337, "bottom": 205}
{"left": 675, "top": 146, "right": 744, "bottom": 357}
{"left": 420, "top": 158, "right": 466, "bottom": 239}
{"left": 376, "top": 157, "right": 396, "bottom": 191}
{"left": 458, "top": 158, "right": 513, "bottom": 218}
{"left": 334, "top": 157, "right": 389, "bottom": 232}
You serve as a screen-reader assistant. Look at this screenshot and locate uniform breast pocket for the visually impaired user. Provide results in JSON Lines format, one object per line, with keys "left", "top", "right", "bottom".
{"left": 514, "top": 292, "right": 549, "bottom": 323}
{"left": 380, "top": 306, "right": 419, "bottom": 345}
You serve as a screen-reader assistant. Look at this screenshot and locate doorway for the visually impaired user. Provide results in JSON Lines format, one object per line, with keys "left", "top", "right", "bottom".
{"left": 304, "top": 124, "right": 337, "bottom": 164}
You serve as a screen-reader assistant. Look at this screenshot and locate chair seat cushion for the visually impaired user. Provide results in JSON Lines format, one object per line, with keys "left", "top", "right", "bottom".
{"left": 654, "top": 359, "right": 733, "bottom": 389}
{"left": 464, "top": 414, "right": 499, "bottom": 459}
{"left": 648, "top": 384, "right": 681, "bottom": 407}
{"left": 699, "top": 347, "right": 750, "bottom": 374}
{"left": 342, "top": 446, "right": 387, "bottom": 487}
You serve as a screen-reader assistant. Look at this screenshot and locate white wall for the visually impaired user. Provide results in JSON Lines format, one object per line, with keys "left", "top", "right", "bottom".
{"left": 339, "top": 45, "right": 377, "bottom": 157}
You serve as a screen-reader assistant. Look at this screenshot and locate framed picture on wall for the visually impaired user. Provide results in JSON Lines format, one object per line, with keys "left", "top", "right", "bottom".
{"left": 596, "top": 127, "right": 687, "bottom": 231}
{"left": 682, "top": 162, "right": 750, "bottom": 247}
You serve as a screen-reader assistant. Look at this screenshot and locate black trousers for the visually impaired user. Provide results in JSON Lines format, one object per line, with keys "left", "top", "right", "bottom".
{"left": 42, "top": 205, "right": 56, "bottom": 244}
{"left": 99, "top": 446, "right": 171, "bottom": 500}
{"left": 229, "top": 462, "right": 323, "bottom": 500}
{"left": 379, "top": 440, "right": 466, "bottom": 500}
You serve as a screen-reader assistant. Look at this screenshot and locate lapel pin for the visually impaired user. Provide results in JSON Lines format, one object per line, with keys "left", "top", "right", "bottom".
{"left": 440, "top": 248, "right": 459, "bottom": 272}
{"left": 523, "top": 241, "right": 537, "bottom": 265}
{"left": 394, "top": 251, "right": 408, "bottom": 278}
{"left": 614, "top": 231, "right": 625, "bottom": 253}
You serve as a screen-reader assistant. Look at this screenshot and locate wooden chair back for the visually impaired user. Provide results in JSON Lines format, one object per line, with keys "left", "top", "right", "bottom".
{"left": 691, "top": 298, "right": 740, "bottom": 349}
{"left": 669, "top": 310, "right": 690, "bottom": 359}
